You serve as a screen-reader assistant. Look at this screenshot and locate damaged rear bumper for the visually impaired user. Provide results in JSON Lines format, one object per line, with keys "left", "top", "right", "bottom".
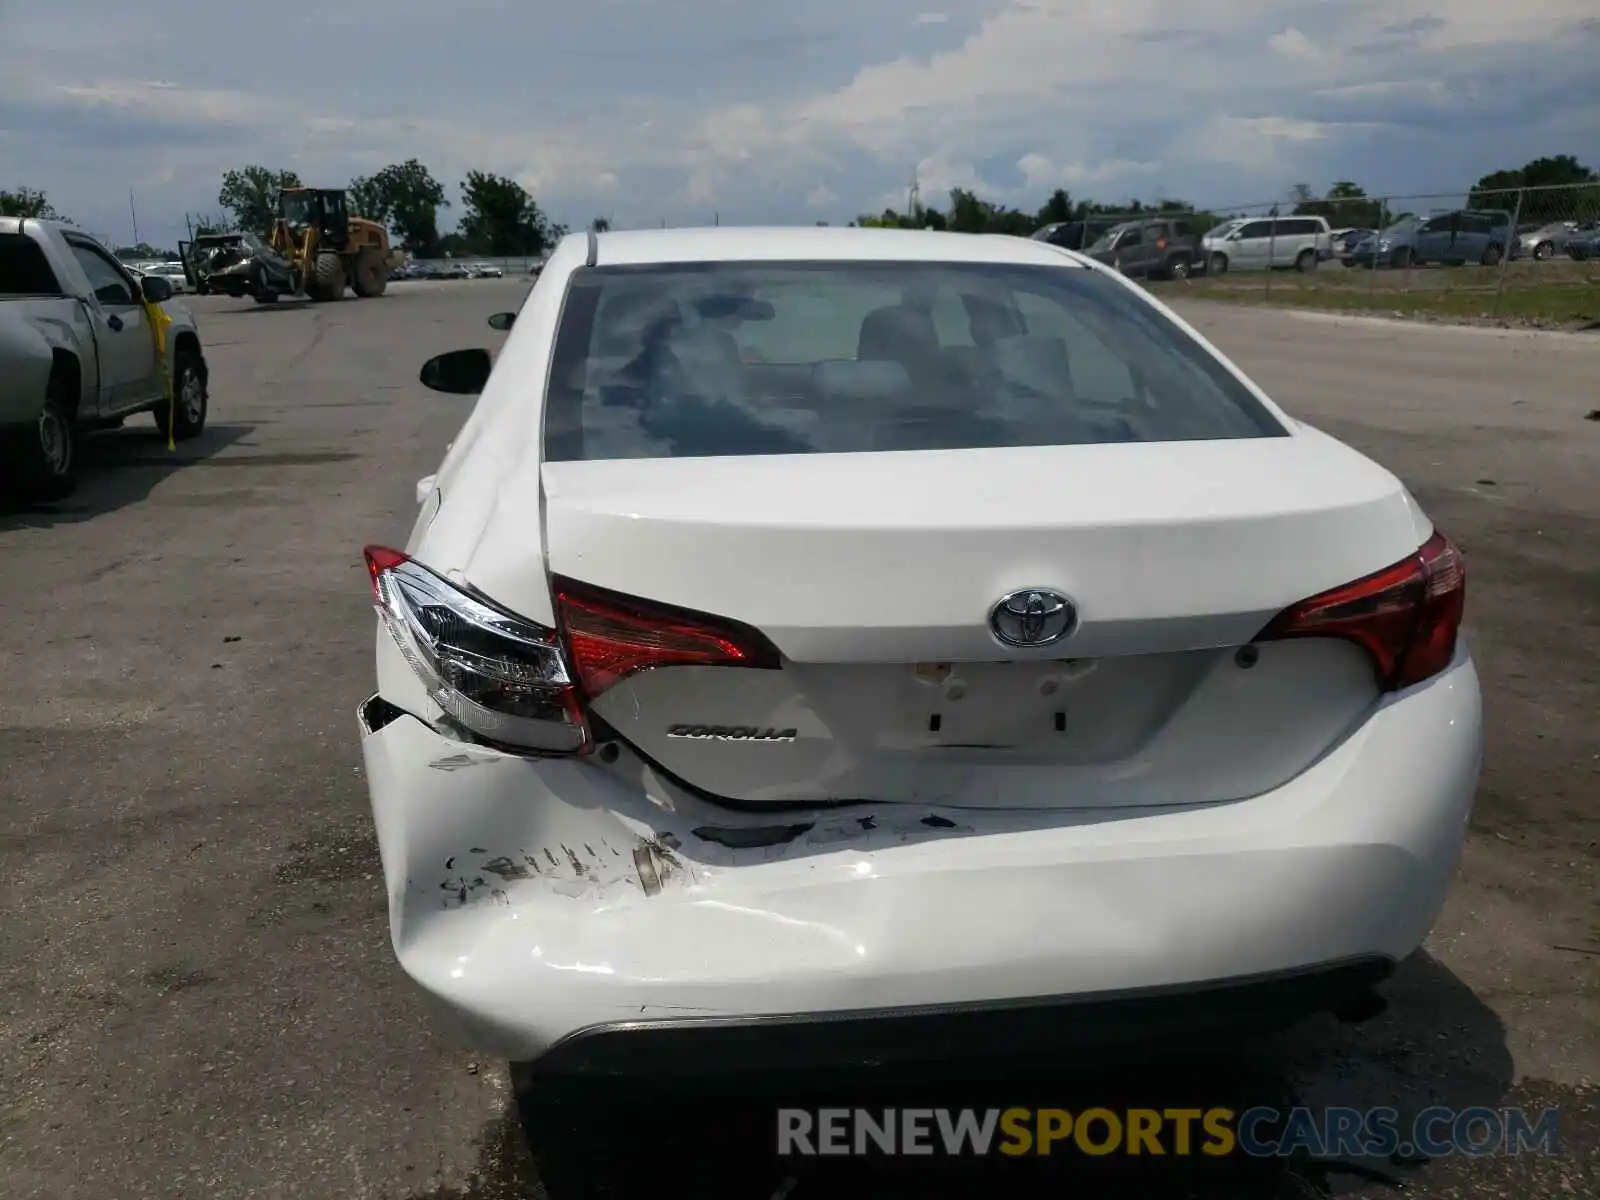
{"left": 357, "top": 648, "right": 1480, "bottom": 1071}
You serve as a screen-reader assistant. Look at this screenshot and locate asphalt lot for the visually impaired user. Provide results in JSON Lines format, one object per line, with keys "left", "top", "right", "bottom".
{"left": 1, "top": 281, "right": 1595, "bottom": 1199}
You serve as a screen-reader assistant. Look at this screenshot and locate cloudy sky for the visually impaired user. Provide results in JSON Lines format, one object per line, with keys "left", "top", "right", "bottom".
{"left": 2, "top": 0, "right": 1597, "bottom": 250}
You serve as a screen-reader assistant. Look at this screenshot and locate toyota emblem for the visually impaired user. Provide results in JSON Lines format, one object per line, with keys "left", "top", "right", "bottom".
{"left": 989, "top": 588, "right": 1077, "bottom": 648}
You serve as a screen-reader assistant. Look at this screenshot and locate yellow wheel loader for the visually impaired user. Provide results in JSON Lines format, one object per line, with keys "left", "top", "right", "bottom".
{"left": 182, "top": 187, "right": 399, "bottom": 303}
{"left": 274, "top": 187, "right": 395, "bottom": 301}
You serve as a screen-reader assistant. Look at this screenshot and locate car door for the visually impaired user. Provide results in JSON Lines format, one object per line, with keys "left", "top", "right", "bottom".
{"left": 1110, "top": 224, "right": 1145, "bottom": 274}
{"left": 62, "top": 235, "right": 159, "bottom": 413}
{"left": 1413, "top": 214, "right": 1452, "bottom": 263}
{"left": 1136, "top": 222, "right": 1173, "bottom": 275}
{"left": 1461, "top": 213, "right": 1493, "bottom": 260}
{"left": 1230, "top": 220, "right": 1273, "bottom": 270}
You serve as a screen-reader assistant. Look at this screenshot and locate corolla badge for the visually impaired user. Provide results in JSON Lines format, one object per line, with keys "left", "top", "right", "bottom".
{"left": 989, "top": 588, "right": 1077, "bottom": 648}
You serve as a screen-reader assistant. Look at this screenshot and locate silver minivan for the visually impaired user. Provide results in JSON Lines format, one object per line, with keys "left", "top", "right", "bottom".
{"left": 1204, "top": 216, "right": 1333, "bottom": 274}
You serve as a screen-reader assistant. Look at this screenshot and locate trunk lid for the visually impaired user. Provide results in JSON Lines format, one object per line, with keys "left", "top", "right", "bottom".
{"left": 529, "top": 434, "right": 1425, "bottom": 809}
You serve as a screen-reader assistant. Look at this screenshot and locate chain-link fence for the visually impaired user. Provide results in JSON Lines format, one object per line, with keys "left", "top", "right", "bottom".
{"left": 396, "top": 183, "right": 1600, "bottom": 323}
{"left": 1104, "top": 181, "right": 1600, "bottom": 324}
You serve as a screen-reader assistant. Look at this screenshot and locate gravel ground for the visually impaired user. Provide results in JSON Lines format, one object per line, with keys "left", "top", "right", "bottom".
{"left": 1, "top": 282, "right": 1594, "bottom": 1199}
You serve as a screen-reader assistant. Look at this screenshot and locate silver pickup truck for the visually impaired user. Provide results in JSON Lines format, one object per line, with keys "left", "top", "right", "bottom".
{"left": 1, "top": 216, "right": 209, "bottom": 500}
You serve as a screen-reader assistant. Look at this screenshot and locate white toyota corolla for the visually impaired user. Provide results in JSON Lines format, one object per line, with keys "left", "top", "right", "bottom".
{"left": 359, "top": 226, "right": 1481, "bottom": 1078}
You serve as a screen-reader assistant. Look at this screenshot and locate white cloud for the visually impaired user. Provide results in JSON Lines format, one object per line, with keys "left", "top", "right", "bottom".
{"left": 1315, "top": 80, "right": 1452, "bottom": 101}
{"left": 1018, "top": 152, "right": 1162, "bottom": 191}
{"left": 806, "top": 183, "right": 839, "bottom": 208}
{"left": 913, "top": 12, "right": 951, "bottom": 25}
{"left": 1268, "top": 27, "right": 1316, "bottom": 57}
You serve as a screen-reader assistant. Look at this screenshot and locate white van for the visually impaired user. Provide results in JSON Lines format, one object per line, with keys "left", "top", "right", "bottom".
{"left": 1204, "top": 216, "right": 1333, "bottom": 274}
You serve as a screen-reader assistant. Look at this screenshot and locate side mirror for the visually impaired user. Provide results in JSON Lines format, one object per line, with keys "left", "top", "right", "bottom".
{"left": 487, "top": 312, "right": 515, "bottom": 331}
{"left": 420, "top": 348, "right": 492, "bottom": 395}
{"left": 140, "top": 274, "right": 174, "bottom": 303}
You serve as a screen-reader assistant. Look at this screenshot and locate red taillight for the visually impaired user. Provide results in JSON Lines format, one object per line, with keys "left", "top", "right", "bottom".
{"left": 553, "top": 576, "right": 782, "bottom": 699}
{"left": 1257, "top": 532, "right": 1465, "bottom": 690}
{"left": 364, "top": 545, "right": 408, "bottom": 599}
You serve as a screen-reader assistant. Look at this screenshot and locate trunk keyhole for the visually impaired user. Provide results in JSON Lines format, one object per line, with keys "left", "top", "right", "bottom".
{"left": 928, "top": 714, "right": 942, "bottom": 733}
{"left": 1054, "top": 711, "right": 1067, "bottom": 732}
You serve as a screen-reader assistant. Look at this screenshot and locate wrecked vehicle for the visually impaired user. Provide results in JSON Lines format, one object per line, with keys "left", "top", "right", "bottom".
{"left": 182, "top": 232, "right": 300, "bottom": 302}
{"left": 359, "top": 226, "right": 1481, "bottom": 1144}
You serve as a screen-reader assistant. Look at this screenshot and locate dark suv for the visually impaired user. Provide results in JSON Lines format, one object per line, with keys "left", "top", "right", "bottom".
{"left": 1081, "top": 218, "right": 1205, "bottom": 280}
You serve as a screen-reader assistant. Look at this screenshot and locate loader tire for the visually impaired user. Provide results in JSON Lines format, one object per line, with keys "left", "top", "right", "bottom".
{"left": 351, "top": 251, "right": 388, "bottom": 298}
{"left": 308, "top": 252, "right": 345, "bottom": 301}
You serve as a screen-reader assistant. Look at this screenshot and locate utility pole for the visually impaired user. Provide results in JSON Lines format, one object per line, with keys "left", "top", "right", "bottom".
{"left": 129, "top": 189, "right": 140, "bottom": 247}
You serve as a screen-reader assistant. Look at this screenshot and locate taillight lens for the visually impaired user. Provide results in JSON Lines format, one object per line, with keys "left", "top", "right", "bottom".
{"left": 363, "top": 550, "right": 784, "bottom": 753}
{"left": 1257, "top": 531, "right": 1465, "bottom": 691}
{"left": 364, "top": 546, "right": 589, "bottom": 754}
{"left": 553, "top": 575, "right": 781, "bottom": 699}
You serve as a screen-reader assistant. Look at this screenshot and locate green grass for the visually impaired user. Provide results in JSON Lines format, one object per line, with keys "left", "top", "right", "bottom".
{"left": 1148, "top": 261, "right": 1600, "bottom": 326}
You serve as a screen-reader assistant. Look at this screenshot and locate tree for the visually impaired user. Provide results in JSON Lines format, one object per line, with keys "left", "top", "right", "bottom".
{"left": 0, "top": 187, "right": 60, "bottom": 219}
{"left": 115, "top": 242, "right": 177, "bottom": 261}
{"left": 590, "top": 216, "right": 611, "bottom": 233}
{"left": 348, "top": 175, "right": 389, "bottom": 224}
{"left": 1291, "top": 181, "right": 1383, "bottom": 228}
{"left": 186, "top": 212, "right": 231, "bottom": 236}
{"left": 1469, "top": 155, "right": 1600, "bottom": 223}
{"left": 1034, "top": 188, "right": 1074, "bottom": 227}
{"left": 350, "top": 159, "right": 450, "bottom": 256}
{"left": 218, "top": 166, "right": 303, "bottom": 235}
{"left": 458, "top": 171, "right": 566, "bottom": 256}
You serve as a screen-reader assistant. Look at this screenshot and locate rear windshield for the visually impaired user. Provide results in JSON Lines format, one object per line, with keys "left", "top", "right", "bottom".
{"left": 543, "top": 260, "right": 1286, "bottom": 462}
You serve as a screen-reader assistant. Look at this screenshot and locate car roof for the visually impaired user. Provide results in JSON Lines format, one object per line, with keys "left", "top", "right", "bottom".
{"left": 577, "top": 225, "right": 1089, "bottom": 269}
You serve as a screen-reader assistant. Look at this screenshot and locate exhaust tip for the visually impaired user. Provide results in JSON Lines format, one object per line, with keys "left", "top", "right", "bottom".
{"left": 1331, "top": 987, "right": 1388, "bottom": 1025}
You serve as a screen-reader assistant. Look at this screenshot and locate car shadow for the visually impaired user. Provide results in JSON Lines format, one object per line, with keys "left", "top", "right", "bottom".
{"left": 425, "top": 950, "right": 1513, "bottom": 1199}
{"left": 230, "top": 299, "right": 317, "bottom": 312}
{"left": 0, "top": 421, "right": 254, "bottom": 529}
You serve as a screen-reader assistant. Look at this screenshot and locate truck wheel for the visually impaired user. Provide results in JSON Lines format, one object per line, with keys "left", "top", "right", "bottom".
{"left": 309, "top": 252, "right": 345, "bottom": 301}
{"left": 9, "top": 377, "right": 79, "bottom": 502}
{"left": 153, "top": 349, "right": 208, "bottom": 441}
{"left": 1480, "top": 244, "right": 1503, "bottom": 267}
{"left": 351, "top": 251, "right": 389, "bottom": 297}
{"left": 1166, "top": 255, "right": 1191, "bottom": 280}
{"left": 1209, "top": 253, "right": 1228, "bottom": 275}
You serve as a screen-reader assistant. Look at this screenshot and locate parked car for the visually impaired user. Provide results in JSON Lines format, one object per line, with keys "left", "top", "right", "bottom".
{"left": 1, "top": 217, "right": 209, "bottom": 499}
{"left": 1082, "top": 217, "right": 1205, "bottom": 279}
{"left": 142, "top": 261, "right": 192, "bottom": 294}
{"left": 1564, "top": 224, "right": 1600, "bottom": 261}
{"left": 362, "top": 227, "right": 1480, "bottom": 1126}
{"left": 1331, "top": 227, "right": 1376, "bottom": 262}
{"left": 1514, "top": 220, "right": 1582, "bottom": 261}
{"left": 1203, "top": 216, "right": 1332, "bottom": 274}
{"left": 1346, "top": 217, "right": 1422, "bottom": 269}
{"left": 470, "top": 262, "right": 505, "bottom": 279}
{"left": 1411, "top": 209, "right": 1512, "bottom": 267}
